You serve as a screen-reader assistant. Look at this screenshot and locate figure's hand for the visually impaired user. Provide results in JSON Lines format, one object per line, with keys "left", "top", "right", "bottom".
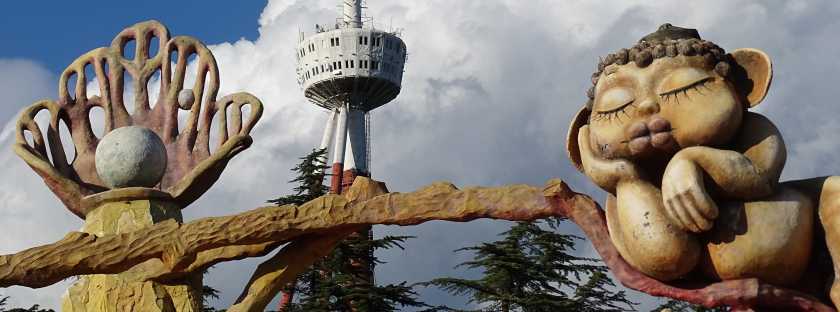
{"left": 578, "top": 125, "right": 643, "bottom": 193}
{"left": 661, "top": 156, "right": 719, "bottom": 232}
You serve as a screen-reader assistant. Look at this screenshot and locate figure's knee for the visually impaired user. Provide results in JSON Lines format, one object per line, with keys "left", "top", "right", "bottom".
{"left": 815, "top": 176, "right": 840, "bottom": 221}
{"left": 831, "top": 281, "right": 840, "bottom": 310}
{"left": 821, "top": 176, "right": 840, "bottom": 203}
{"left": 611, "top": 213, "right": 700, "bottom": 281}
{"left": 627, "top": 237, "right": 699, "bottom": 281}
{"left": 703, "top": 188, "right": 813, "bottom": 285}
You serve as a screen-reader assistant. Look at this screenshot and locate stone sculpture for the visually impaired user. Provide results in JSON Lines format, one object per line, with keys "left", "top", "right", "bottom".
{"left": 2, "top": 19, "right": 839, "bottom": 312}
{"left": 1, "top": 20, "right": 578, "bottom": 312}
{"left": 568, "top": 23, "right": 840, "bottom": 309}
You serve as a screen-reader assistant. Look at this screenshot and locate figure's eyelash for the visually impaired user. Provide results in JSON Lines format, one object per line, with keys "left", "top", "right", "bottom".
{"left": 591, "top": 101, "right": 634, "bottom": 123}
{"left": 659, "top": 78, "right": 713, "bottom": 103}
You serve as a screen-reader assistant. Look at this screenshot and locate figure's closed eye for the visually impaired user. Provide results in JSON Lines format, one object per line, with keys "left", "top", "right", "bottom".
{"left": 592, "top": 88, "right": 635, "bottom": 122}
{"left": 658, "top": 68, "right": 713, "bottom": 102}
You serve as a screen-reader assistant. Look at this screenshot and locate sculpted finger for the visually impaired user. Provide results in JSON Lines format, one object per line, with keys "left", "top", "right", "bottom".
{"left": 662, "top": 186, "right": 681, "bottom": 226}
{"left": 692, "top": 188, "right": 719, "bottom": 220}
{"left": 674, "top": 194, "right": 702, "bottom": 232}
{"left": 577, "top": 126, "right": 598, "bottom": 164}
{"left": 665, "top": 199, "right": 683, "bottom": 229}
{"left": 665, "top": 197, "right": 688, "bottom": 231}
{"left": 683, "top": 192, "right": 713, "bottom": 231}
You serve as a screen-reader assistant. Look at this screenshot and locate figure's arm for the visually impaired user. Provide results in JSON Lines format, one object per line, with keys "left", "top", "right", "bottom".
{"left": 669, "top": 112, "right": 785, "bottom": 200}
{"left": 661, "top": 113, "right": 785, "bottom": 232}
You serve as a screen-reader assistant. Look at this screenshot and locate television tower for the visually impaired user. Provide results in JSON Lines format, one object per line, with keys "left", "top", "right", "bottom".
{"left": 296, "top": 0, "right": 407, "bottom": 193}
{"left": 285, "top": 0, "right": 407, "bottom": 308}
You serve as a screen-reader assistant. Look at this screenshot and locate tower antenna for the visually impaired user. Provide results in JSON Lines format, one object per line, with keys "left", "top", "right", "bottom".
{"left": 342, "top": 0, "right": 363, "bottom": 28}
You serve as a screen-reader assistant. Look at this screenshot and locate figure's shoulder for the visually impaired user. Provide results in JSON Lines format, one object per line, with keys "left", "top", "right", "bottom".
{"left": 733, "top": 111, "right": 785, "bottom": 155}
{"left": 741, "top": 111, "right": 781, "bottom": 136}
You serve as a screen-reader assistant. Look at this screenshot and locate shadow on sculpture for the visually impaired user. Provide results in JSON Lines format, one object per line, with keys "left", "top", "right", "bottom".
{"left": 1, "top": 20, "right": 839, "bottom": 312}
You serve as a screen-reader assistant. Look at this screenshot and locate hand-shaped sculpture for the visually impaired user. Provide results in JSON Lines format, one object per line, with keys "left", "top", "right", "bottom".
{"left": 14, "top": 20, "right": 263, "bottom": 218}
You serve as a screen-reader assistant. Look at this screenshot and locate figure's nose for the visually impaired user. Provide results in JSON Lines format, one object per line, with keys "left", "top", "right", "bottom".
{"left": 637, "top": 98, "right": 660, "bottom": 115}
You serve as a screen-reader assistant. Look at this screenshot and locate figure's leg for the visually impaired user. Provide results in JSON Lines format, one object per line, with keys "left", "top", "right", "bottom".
{"left": 605, "top": 194, "right": 632, "bottom": 261}
{"left": 612, "top": 180, "right": 700, "bottom": 281}
{"left": 817, "top": 177, "right": 840, "bottom": 306}
{"left": 701, "top": 186, "right": 813, "bottom": 286}
{"left": 789, "top": 176, "right": 840, "bottom": 306}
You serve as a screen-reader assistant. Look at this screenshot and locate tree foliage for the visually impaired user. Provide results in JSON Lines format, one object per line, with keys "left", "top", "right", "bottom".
{"left": 201, "top": 284, "right": 225, "bottom": 312}
{"left": 420, "top": 219, "right": 635, "bottom": 312}
{"left": 0, "top": 296, "right": 55, "bottom": 312}
{"left": 289, "top": 234, "right": 429, "bottom": 311}
{"left": 268, "top": 148, "right": 330, "bottom": 206}
{"left": 271, "top": 148, "right": 428, "bottom": 311}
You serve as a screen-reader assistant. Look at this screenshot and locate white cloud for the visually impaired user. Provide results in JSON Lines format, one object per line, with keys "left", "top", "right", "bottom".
{"left": 5, "top": 0, "right": 840, "bottom": 310}
{"left": 0, "top": 59, "right": 76, "bottom": 309}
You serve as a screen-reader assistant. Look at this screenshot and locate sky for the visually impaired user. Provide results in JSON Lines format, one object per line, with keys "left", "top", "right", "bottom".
{"left": 2, "top": 0, "right": 840, "bottom": 310}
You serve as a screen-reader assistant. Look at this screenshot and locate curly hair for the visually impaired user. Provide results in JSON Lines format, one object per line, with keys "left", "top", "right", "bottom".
{"left": 585, "top": 24, "right": 734, "bottom": 108}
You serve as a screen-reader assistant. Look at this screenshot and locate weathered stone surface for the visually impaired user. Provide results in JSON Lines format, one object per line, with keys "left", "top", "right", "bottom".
{"left": 13, "top": 20, "right": 264, "bottom": 217}
{"left": 703, "top": 186, "right": 814, "bottom": 286}
{"left": 60, "top": 189, "right": 201, "bottom": 312}
{"left": 566, "top": 24, "right": 839, "bottom": 310}
{"left": 177, "top": 89, "right": 195, "bottom": 110}
{"left": 62, "top": 273, "right": 201, "bottom": 312}
{"left": 0, "top": 177, "right": 562, "bottom": 290}
{"left": 95, "top": 126, "right": 167, "bottom": 189}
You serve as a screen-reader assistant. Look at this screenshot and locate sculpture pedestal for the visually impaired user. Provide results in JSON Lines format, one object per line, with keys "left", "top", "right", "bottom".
{"left": 61, "top": 189, "right": 202, "bottom": 312}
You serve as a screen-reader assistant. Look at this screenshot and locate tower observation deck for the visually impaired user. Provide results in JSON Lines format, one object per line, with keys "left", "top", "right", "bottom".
{"left": 296, "top": 0, "right": 407, "bottom": 191}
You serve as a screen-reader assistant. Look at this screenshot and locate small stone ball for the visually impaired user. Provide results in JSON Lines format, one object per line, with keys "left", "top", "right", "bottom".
{"left": 178, "top": 89, "right": 195, "bottom": 110}
{"left": 95, "top": 126, "right": 167, "bottom": 189}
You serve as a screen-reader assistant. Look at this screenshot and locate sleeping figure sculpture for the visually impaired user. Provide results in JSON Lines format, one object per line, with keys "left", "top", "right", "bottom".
{"left": 567, "top": 24, "right": 840, "bottom": 306}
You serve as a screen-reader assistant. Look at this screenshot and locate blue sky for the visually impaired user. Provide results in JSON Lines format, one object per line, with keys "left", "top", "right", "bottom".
{"left": 0, "top": 0, "right": 264, "bottom": 73}
{"left": 2, "top": 0, "right": 840, "bottom": 311}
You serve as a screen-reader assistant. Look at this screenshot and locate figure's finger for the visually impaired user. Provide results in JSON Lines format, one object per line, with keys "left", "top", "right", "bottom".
{"left": 666, "top": 197, "right": 690, "bottom": 231}
{"left": 683, "top": 192, "right": 713, "bottom": 231}
{"left": 664, "top": 197, "right": 683, "bottom": 228}
{"left": 673, "top": 194, "right": 701, "bottom": 232}
{"left": 577, "top": 126, "right": 606, "bottom": 177}
{"left": 692, "top": 188, "right": 719, "bottom": 220}
{"left": 577, "top": 126, "right": 595, "bottom": 161}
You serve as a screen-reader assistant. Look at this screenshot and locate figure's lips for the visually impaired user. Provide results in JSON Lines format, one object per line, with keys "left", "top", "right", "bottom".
{"left": 624, "top": 129, "right": 677, "bottom": 156}
{"left": 622, "top": 116, "right": 677, "bottom": 156}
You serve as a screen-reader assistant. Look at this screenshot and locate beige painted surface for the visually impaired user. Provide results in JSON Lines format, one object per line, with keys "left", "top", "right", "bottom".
{"left": 62, "top": 197, "right": 201, "bottom": 312}
{"left": 568, "top": 43, "right": 821, "bottom": 288}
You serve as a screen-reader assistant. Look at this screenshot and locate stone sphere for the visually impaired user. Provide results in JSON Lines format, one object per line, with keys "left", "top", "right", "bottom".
{"left": 95, "top": 126, "right": 167, "bottom": 189}
{"left": 178, "top": 89, "right": 195, "bottom": 110}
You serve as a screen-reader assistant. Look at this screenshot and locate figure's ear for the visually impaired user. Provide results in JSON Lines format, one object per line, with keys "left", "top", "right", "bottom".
{"left": 729, "top": 48, "right": 773, "bottom": 108}
{"left": 566, "top": 106, "right": 591, "bottom": 172}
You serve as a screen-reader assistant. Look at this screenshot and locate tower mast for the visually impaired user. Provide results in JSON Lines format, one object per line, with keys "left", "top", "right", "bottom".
{"left": 287, "top": 0, "right": 407, "bottom": 308}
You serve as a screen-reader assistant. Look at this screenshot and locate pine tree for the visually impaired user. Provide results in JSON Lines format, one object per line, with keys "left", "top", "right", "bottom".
{"left": 291, "top": 234, "right": 429, "bottom": 312}
{"left": 420, "top": 218, "right": 635, "bottom": 312}
{"left": 268, "top": 148, "right": 330, "bottom": 206}
{"left": 269, "top": 148, "right": 330, "bottom": 311}
{"left": 270, "top": 148, "right": 428, "bottom": 311}
{"left": 201, "top": 285, "right": 223, "bottom": 312}
{"left": 0, "top": 296, "right": 56, "bottom": 312}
